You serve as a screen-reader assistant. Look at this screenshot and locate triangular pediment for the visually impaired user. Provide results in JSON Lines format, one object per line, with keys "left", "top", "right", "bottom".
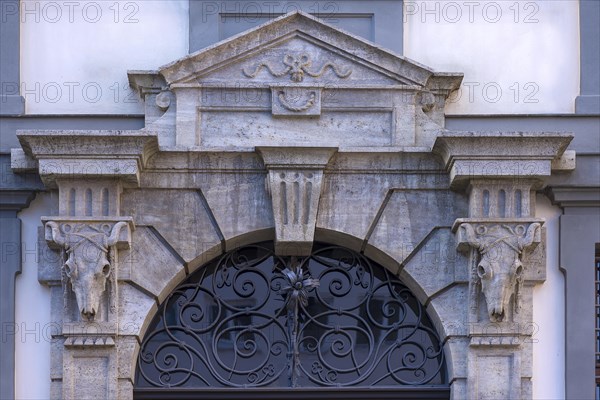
{"left": 159, "top": 11, "right": 455, "bottom": 89}
{"left": 127, "top": 11, "right": 463, "bottom": 150}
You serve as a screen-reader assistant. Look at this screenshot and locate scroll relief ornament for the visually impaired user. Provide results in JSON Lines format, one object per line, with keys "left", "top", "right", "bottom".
{"left": 243, "top": 54, "right": 352, "bottom": 83}
{"left": 457, "top": 222, "right": 541, "bottom": 322}
{"left": 45, "top": 221, "right": 130, "bottom": 321}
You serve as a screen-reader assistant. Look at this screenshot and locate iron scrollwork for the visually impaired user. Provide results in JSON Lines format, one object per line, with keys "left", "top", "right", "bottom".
{"left": 136, "top": 243, "right": 446, "bottom": 389}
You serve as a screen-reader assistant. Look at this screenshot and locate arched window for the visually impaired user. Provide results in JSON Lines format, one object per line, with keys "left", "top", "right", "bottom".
{"left": 135, "top": 242, "right": 448, "bottom": 399}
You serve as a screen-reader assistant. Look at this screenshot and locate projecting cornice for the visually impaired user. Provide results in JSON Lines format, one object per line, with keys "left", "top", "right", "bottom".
{"left": 432, "top": 131, "right": 574, "bottom": 188}
{"left": 16, "top": 130, "right": 159, "bottom": 188}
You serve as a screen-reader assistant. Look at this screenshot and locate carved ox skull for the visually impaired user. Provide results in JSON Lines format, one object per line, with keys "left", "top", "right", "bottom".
{"left": 46, "top": 222, "right": 128, "bottom": 321}
{"left": 460, "top": 223, "right": 540, "bottom": 322}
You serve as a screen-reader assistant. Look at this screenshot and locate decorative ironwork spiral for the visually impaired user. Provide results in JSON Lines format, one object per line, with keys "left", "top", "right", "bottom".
{"left": 136, "top": 242, "right": 446, "bottom": 389}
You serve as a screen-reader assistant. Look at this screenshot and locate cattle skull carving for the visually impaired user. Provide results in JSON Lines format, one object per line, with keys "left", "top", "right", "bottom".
{"left": 459, "top": 223, "right": 541, "bottom": 322}
{"left": 46, "top": 221, "right": 128, "bottom": 321}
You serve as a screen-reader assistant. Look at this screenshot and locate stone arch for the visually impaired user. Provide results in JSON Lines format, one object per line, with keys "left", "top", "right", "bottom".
{"left": 131, "top": 227, "right": 457, "bottom": 341}
{"left": 127, "top": 228, "right": 456, "bottom": 395}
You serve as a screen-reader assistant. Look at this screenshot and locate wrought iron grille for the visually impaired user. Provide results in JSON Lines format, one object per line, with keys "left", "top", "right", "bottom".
{"left": 136, "top": 243, "right": 446, "bottom": 389}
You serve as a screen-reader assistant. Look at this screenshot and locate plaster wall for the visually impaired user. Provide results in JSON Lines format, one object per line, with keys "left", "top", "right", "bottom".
{"left": 19, "top": 1, "right": 580, "bottom": 116}
{"left": 404, "top": 0, "right": 579, "bottom": 115}
{"left": 14, "top": 192, "right": 56, "bottom": 400}
{"left": 19, "top": 0, "right": 189, "bottom": 115}
{"left": 532, "top": 195, "right": 565, "bottom": 400}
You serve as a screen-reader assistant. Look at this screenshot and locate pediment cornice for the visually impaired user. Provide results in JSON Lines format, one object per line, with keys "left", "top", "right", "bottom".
{"left": 153, "top": 11, "right": 461, "bottom": 91}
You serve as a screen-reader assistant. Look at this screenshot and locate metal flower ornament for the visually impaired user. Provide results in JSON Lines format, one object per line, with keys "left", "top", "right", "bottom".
{"left": 280, "top": 265, "right": 320, "bottom": 311}
{"left": 278, "top": 260, "right": 320, "bottom": 386}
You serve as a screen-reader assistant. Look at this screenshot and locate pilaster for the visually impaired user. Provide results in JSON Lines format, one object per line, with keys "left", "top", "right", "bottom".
{"left": 0, "top": 190, "right": 36, "bottom": 400}
{"left": 547, "top": 185, "right": 600, "bottom": 400}
{"left": 575, "top": 0, "right": 600, "bottom": 114}
{"left": 0, "top": 151, "right": 43, "bottom": 399}
{"left": 15, "top": 130, "right": 158, "bottom": 400}
{"left": 434, "top": 131, "right": 572, "bottom": 399}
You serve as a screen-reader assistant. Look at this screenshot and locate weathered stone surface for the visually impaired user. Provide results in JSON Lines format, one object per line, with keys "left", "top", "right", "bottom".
{"left": 50, "top": 380, "right": 62, "bottom": 400}
{"left": 198, "top": 174, "right": 274, "bottom": 250}
{"left": 38, "top": 226, "right": 62, "bottom": 284}
{"left": 117, "top": 379, "right": 134, "bottom": 400}
{"left": 50, "top": 330, "right": 64, "bottom": 381}
{"left": 445, "top": 338, "right": 469, "bottom": 380}
{"left": 49, "top": 283, "right": 65, "bottom": 329}
{"left": 426, "top": 284, "right": 470, "bottom": 338}
{"left": 317, "top": 174, "right": 390, "bottom": 242}
{"left": 365, "top": 190, "right": 411, "bottom": 269}
{"left": 116, "top": 336, "right": 138, "bottom": 380}
{"left": 400, "top": 228, "right": 469, "bottom": 301}
{"left": 56, "top": 180, "right": 123, "bottom": 217}
{"left": 62, "top": 349, "right": 117, "bottom": 400}
{"left": 522, "top": 228, "right": 546, "bottom": 283}
{"left": 200, "top": 110, "right": 395, "bottom": 148}
{"left": 468, "top": 180, "right": 536, "bottom": 218}
{"left": 121, "top": 189, "right": 222, "bottom": 269}
{"left": 450, "top": 378, "right": 468, "bottom": 400}
{"left": 468, "top": 349, "right": 521, "bottom": 399}
{"left": 366, "top": 190, "right": 467, "bottom": 267}
{"left": 10, "top": 148, "right": 37, "bottom": 171}
{"left": 117, "top": 282, "right": 156, "bottom": 339}
{"left": 119, "top": 226, "right": 185, "bottom": 303}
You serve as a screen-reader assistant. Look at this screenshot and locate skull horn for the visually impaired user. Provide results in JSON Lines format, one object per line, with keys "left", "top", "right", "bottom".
{"left": 518, "top": 223, "right": 540, "bottom": 250}
{"left": 460, "top": 223, "right": 481, "bottom": 249}
{"left": 46, "top": 221, "right": 66, "bottom": 247}
{"left": 107, "top": 222, "right": 128, "bottom": 246}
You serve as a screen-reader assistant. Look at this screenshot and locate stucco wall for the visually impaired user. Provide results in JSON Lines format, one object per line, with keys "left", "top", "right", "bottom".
{"left": 19, "top": 0, "right": 579, "bottom": 115}
{"left": 20, "top": 0, "right": 189, "bottom": 115}
{"left": 14, "top": 192, "right": 56, "bottom": 399}
{"left": 532, "top": 195, "right": 565, "bottom": 400}
{"left": 404, "top": 0, "right": 580, "bottom": 115}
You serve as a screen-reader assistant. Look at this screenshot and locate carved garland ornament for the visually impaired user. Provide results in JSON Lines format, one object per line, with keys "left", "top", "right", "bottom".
{"left": 243, "top": 54, "right": 352, "bottom": 82}
{"left": 458, "top": 222, "right": 541, "bottom": 322}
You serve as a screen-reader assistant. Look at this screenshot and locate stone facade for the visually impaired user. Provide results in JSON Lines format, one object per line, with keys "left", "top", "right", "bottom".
{"left": 12, "top": 12, "right": 574, "bottom": 399}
